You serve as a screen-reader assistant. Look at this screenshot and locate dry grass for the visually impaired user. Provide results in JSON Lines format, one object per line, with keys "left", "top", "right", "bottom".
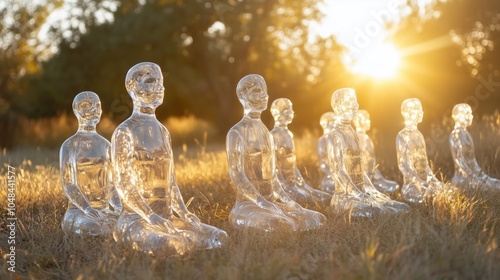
{"left": 1, "top": 114, "right": 500, "bottom": 279}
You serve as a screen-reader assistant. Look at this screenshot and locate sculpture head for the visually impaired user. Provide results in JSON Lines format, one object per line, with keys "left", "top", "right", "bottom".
{"left": 452, "top": 103, "right": 473, "bottom": 128}
{"left": 320, "top": 112, "right": 336, "bottom": 134}
{"left": 236, "top": 74, "right": 268, "bottom": 115}
{"left": 331, "top": 88, "right": 359, "bottom": 122}
{"left": 125, "top": 62, "right": 165, "bottom": 111}
{"left": 73, "top": 91, "right": 102, "bottom": 128}
{"left": 401, "top": 98, "right": 423, "bottom": 128}
{"left": 271, "top": 98, "right": 294, "bottom": 127}
{"left": 353, "top": 110, "right": 371, "bottom": 133}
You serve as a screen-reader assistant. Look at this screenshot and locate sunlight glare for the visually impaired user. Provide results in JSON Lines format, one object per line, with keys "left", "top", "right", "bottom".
{"left": 350, "top": 42, "right": 401, "bottom": 79}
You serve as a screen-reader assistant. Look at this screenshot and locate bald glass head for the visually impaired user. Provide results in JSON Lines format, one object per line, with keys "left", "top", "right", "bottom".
{"left": 452, "top": 103, "right": 473, "bottom": 128}
{"left": 331, "top": 88, "right": 359, "bottom": 122}
{"left": 73, "top": 91, "right": 102, "bottom": 129}
{"left": 271, "top": 98, "right": 294, "bottom": 127}
{"left": 125, "top": 62, "right": 165, "bottom": 111}
{"left": 401, "top": 98, "right": 423, "bottom": 128}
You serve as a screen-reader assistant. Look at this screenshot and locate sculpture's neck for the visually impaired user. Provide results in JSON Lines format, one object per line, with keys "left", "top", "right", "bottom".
{"left": 274, "top": 122, "right": 288, "bottom": 129}
{"left": 134, "top": 105, "right": 156, "bottom": 115}
{"left": 404, "top": 123, "right": 418, "bottom": 131}
{"left": 454, "top": 123, "right": 468, "bottom": 130}
{"left": 245, "top": 110, "right": 262, "bottom": 119}
{"left": 78, "top": 125, "right": 96, "bottom": 132}
{"left": 337, "top": 119, "right": 352, "bottom": 128}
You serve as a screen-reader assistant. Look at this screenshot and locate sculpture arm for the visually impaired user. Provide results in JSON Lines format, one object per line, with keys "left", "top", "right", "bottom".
{"left": 294, "top": 167, "right": 310, "bottom": 188}
{"left": 465, "top": 132, "right": 484, "bottom": 174}
{"left": 272, "top": 173, "right": 304, "bottom": 210}
{"left": 318, "top": 137, "right": 332, "bottom": 175}
{"left": 226, "top": 130, "right": 284, "bottom": 214}
{"left": 364, "top": 135, "right": 378, "bottom": 175}
{"left": 105, "top": 145, "right": 122, "bottom": 213}
{"left": 169, "top": 164, "right": 201, "bottom": 224}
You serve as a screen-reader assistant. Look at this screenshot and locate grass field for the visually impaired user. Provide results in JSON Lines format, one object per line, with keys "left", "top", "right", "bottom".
{"left": 1, "top": 114, "right": 500, "bottom": 279}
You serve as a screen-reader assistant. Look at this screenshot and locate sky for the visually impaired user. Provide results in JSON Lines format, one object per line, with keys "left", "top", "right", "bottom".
{"left": 315, "top": 0, "right": 435, "bottom": 53}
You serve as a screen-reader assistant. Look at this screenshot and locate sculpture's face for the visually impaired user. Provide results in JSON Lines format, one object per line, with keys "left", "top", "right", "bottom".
{"left": 271, "top": 98, "right": 294, "bottom": 125}
{"left": 452, "top": 103, "right": 473, "bottom": 127}
{"left": 237, "top": 74, "right": 268, "bottom": 113}
{"left": 73, "top": 91, "right": 102, "bottom": 127}
{"left": 353, "top": 110, "right": 371, "bottom": 132}
{"left": 401, "top": 98, "right": 423, "bottom": 126}
{"left": 320, "top": 112, "right": 336, "bottom": 131}
{"left": 331, "top": 88, "right": 359, "bottom": 121}
{"left": 126, "top": 62, "right": 165, "bottom": 109}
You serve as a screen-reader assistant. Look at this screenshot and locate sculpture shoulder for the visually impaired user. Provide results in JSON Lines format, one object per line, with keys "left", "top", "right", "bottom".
{"left": 61, "top": 132, "right": 110, "bottom": 151}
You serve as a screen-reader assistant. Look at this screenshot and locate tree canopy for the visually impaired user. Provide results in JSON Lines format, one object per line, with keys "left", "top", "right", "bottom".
{"left": 19, "top": 0, "right": 345, "bottom": 134}
{"left": 1, "top": 0, "right": 500, "bottom": 149}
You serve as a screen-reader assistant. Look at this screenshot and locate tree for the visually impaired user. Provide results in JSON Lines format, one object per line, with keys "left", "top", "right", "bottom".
{"left": 23, "top": 0, "right": 345, "bottom": 134}
{"left": 0, "top": 0, "right": 62, "bottom": 148}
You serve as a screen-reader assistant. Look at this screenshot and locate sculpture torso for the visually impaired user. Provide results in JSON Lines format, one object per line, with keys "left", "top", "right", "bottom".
{"left": 333, "top": 124, "right": 364, "bottom": 188}
{"left": 115, "top": 113, "right": 173, "bottom": 216}
{"left": 397, "top": 128, "right": 428, "bottom": 180}
{"left": 61, "top": 132, "right": 110, "bottom": 210}
{"left": 234, "top": 117, "right": 275, "bottom": 199}
{"left": 451, "top": 128, "right": 478, "bottom": 174}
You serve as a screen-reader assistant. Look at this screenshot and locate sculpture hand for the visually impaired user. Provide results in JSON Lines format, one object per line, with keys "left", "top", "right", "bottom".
{"left": 287, "top": 200, "right": 306, "bottom": 214}
{"left": 184, "top": 212, "right": 201, "bottom": 224}
{"left": 257, "top": 197, "right": 285, "bottom": 216}
{"left": 85, "top": 207, "right": 109, "bottom": 222}
{"left": 149, "top": 213, "right": 177, "bottom": 234}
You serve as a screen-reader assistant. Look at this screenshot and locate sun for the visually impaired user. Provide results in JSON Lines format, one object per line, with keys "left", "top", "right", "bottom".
{"left": 349, "top": 42, "right": 402, "bottom": 79}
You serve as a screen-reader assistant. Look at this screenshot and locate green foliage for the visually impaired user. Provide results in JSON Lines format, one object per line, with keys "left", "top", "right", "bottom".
{"left": 0, "top": 0, "right": 62, "bottom": 148}
{"left": 23, "top": 0, "right": 345, "bottom": 133}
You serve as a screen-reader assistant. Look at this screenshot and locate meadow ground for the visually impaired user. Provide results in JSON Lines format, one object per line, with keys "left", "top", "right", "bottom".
{"left": 1, "top": 113, "right": 500, "bottom": 279}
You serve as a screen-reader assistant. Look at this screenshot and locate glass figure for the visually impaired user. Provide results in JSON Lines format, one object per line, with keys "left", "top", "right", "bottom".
{"left": 112, "top": 62, "right": 227, "bottom": 256}
{"left": 328, "top": 88, "right": 410, "bottom": 216}
{"left": 449, "top": 103, "right": 500, "bottom": 190}
{"left": 353, "top": 110, "right": 399, "bottom": 193}
{"left": 396, "top": 98, "right": 443, "bottom": 203}
{"left": 226, "top": 74, "right": 326, "bottom": 232}
{"left": 270, "top": 98, "right": 331, "bottom": 206}
{"left": 317, "top": 112, "right": 336, "bottom": 194}
{"left": 60, "top": 91, "right": 122, "bottom": 236}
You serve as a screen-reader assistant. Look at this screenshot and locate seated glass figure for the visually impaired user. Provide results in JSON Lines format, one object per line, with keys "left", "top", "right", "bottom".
{"left": 353, "top": 110, "right": 399, "bottom": 193}
{"left": 317, "top": 112, "right": 337, "bottom": 194}
{"left": 396, "top": 98, "right": 443, "bottom": 203}
{"left": 60, "top": 91, "right": 122, "bottom": 236}
{"left": 270, "top": 98, "right": 331, "bottom": 206}
{"left": 226, "top": 74, "right": 326, "bottom": 232}
{"left": 111, "top": 62, "right": 227, "bottom": 256}
{"left": 449, "top": 103, "right": 500, "bottom": 190}
{"left": 327, "top": 88, "right": 410, "bottom": 217}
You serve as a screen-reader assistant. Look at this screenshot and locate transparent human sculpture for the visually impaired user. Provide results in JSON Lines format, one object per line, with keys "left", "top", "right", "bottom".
{"left": 270, "top": 98, "right": 331, "bottom": 206}
{"left": 353, "top": 110, "right": 399, "bottom": 193}
{"left": 226, "top": 74, "right": 326, "bottom": 232}
{"left": 449, "top": 103, "right": 500, "bottom": 190}
{"left": 327, "top": 88, "right": 410, "bottom": 216}
{"left": 396, "top": 98, "right": 444, "bottom": 203}
{"left": 317, "top": 112, "right": 336, "bottom": 194}
{"left": 111, "top": 62, "right": 227, "bottom": 256}
{"left": 60, "top": 91, "right": 122, "bottom": 236}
